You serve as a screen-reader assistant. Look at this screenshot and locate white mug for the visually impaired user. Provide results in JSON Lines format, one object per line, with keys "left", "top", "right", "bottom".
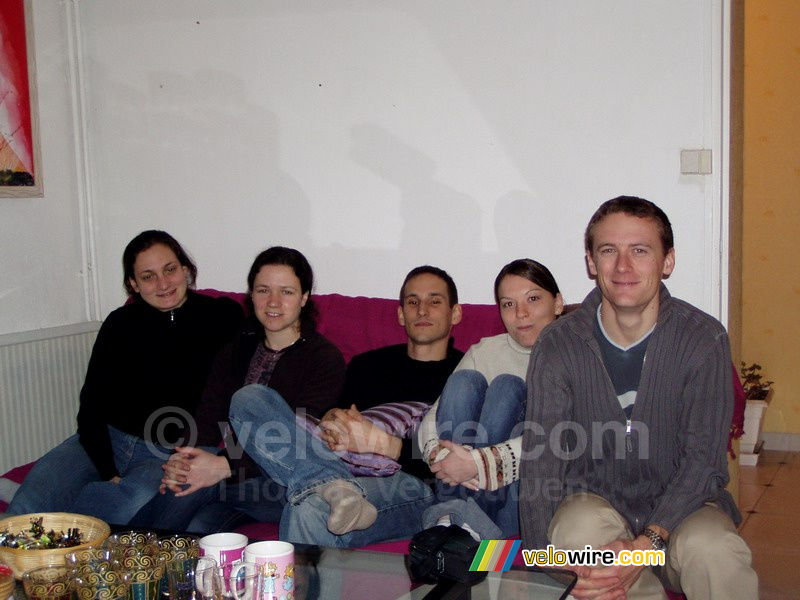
{"left": 198, "top": 533, "right": 248, "bottom": 567}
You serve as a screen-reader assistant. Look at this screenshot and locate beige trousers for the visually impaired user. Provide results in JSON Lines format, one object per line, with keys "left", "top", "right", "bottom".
{"left": 547, "top": 492, "right": 758, "bottom": 600}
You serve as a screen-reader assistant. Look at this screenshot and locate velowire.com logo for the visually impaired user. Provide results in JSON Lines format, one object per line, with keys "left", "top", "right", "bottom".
{"left": 468, "top": 540, "right": 522, "bottom": 572}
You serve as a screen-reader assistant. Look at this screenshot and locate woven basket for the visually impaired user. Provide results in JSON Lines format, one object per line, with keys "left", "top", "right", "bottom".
{"left": 0, "top": 513, "right": 111, "bottom": 580}
{"left": 0, "top": 571, "right": 13, "bottom": 600}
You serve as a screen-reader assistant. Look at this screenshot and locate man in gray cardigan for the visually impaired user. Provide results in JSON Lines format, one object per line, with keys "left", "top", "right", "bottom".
{"left": 519, "top": 197, "right": 757, "bottom": 599}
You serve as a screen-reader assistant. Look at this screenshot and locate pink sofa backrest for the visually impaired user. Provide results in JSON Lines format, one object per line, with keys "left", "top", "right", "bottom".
{"left": 197, "top": 289, "right": 505, "bottom": 363}
{"left": 196, "top": 289, "right": 745, "bottom": 453}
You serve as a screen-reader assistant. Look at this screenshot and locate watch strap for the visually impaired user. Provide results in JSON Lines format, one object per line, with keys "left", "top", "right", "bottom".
{"left": 642, "top": 528, "right": 667, "bottom": 551}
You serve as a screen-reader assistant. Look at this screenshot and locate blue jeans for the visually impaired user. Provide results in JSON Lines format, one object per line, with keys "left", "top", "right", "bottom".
{"left": 434, "top": 370, "right": 526, "bottom": 538}
{"left": 9, "top": 428, "right": 170, "bottom": 525}
{"left": 186, "top": 476, "right": 286, "bottom": 533}
{"left": 129, "top": 474, "right": 286, "bottom": 534}
{"left": 279, "top": 472, "right": 434, "bottom": 547}
{"left": 231, "top": 384, "right": 433, "bottom": 546}
{"left": 229, "top": 384, "right": 366, "bottom": 503}
{"left": 8, "top": 434, "right": 99, "bottom": 515}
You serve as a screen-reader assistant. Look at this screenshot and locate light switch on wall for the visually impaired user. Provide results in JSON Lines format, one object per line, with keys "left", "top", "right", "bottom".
{"left": 680, "top": 149, "right": 712, "bottom": 175}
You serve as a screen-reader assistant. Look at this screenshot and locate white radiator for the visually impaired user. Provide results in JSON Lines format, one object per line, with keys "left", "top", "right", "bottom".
{"left": 0, "top": 323, "right": 101, "bottom": 474}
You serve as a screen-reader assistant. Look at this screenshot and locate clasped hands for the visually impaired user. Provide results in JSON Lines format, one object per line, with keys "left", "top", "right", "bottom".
{"left": 318, "top": 404, "right": 401, "bottom": 460}
{"left": 428, "top": 440, "right": 480, "bottom": 490}
{"left": 159, "top": 446, "right": 232, "bottom": 497}
{"left": 565, "top": 537, "right": 651, "bottom": 600}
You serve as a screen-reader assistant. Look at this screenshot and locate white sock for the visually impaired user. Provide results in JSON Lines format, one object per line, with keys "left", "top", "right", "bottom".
{"left": 319, "top": 480, "right": 377, "bottom": 535}
{"left": 461, "top": 522, "right": 481, "bottom": 542}
{"left": 435, "top": 514, "right": 481, "bottom": 541}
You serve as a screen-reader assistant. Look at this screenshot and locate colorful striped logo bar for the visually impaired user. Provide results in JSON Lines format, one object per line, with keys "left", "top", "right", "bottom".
{"left": 468, "top": 540, "right": 522, "bottom": 572}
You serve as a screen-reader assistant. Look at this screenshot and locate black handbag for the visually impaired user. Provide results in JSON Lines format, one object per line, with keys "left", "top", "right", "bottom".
{"left": 408, "top": 525, "right": 488, "bottom": 585}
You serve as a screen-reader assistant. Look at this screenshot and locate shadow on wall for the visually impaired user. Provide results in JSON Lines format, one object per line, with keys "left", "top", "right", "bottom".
{"left": 91, "top": 61, "right": 573, "bottom": 304}
{"left": 91, "top": 61, "right": 313, "bottom": 305}
{"left": 350, "top": 123, "right": 481, "bottom": 259}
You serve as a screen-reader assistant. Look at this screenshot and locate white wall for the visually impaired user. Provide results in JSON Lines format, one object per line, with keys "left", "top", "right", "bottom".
{"left": 0, "top": 0, "right": 729, "bottom": 336}
{"left": 0, "top": 2, "right": 88, "bottom": 336}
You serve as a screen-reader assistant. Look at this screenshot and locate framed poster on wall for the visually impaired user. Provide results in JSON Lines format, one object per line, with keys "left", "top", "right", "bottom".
{"left": 0, "top": 0, "right": 42, "bottom": 197}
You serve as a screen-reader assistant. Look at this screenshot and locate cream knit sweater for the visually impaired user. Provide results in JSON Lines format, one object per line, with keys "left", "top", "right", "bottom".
{"left": 418, "top": 332, "right": 530, "bottom": 490}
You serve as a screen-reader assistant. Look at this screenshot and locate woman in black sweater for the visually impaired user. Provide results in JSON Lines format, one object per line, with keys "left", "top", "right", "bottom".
{"left": 8, "top": 230, "right": 243, "bottom": 524}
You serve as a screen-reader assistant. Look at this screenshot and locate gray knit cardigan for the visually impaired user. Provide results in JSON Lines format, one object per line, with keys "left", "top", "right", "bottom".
{"left": 519, "top": 285, "right": 740, "bottom": 549}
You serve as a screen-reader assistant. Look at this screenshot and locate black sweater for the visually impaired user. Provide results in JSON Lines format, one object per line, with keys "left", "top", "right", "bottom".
{"left": 77, "top": 291, "right": 243, "bottom": 480}
{"left": 194, "top": 322, "right": 346, "bottom": 480}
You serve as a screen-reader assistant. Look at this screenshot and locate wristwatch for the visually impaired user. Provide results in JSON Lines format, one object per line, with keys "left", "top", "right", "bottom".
{"left": 641, "top": 528, "right": 667, "bottom": 551}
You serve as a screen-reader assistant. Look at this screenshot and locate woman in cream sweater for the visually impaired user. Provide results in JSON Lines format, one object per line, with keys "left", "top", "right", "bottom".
{"left": 419, "top": 258, "right": 563, "bottom": 537}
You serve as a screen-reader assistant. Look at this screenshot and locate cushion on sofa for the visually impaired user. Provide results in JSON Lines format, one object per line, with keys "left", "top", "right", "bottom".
{"left": 1, "top": 462, "right": 33, "bottom": 485}
{"left": 301, "top": 401, "right": 432, "bottom": 477}
{"left": 0, "top": 462, "right": 34, "bottom": 512}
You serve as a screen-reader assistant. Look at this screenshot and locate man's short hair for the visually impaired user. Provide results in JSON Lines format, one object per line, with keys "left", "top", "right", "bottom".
{"left": 584, "top": 196, "right": 674, "bottom": 255}
{"left": 399, "top": 266, "right": 459, "bottom": 307}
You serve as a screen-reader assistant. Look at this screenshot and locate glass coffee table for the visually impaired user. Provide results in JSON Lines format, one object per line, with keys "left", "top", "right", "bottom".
{"left": 10, "top": 542, "right": 576, "bottom": 600}
{"left": 292, "top": 544, "right": 576, "bottom": 599}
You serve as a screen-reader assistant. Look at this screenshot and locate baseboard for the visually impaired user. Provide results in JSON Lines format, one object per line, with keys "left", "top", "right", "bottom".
{"left": 761, "top": 432, "right": 800, "bottom": 452}
{"left": 739, "top": 452, "right": 760, "bottom": 466}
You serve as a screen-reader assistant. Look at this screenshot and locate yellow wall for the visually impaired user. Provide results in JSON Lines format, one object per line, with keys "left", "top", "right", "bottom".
{"left": 743, "top": 1, "right": 800, "bottom": 434}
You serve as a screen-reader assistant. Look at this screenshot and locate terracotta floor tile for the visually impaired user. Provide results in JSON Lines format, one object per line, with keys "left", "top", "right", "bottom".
{"left": 740, "top": 483, "right": 768, "bottom": 513}
{"left": 753, "top": 479, "right": 800, "bottom": 516}
{"left": 768, "top": 461, "right": 800, "bottom": 488}
{"left": 760, "top": 590, "right": 800, "bottom": 600}
{"left": 751, "top": 547, "right": 800, "bottom": 599}
{"left": 740, "top": 513, "right": 800, "bottom": 553}
{"left": 757, "top": 449, "right": 789, "bottom": 465}
{"left": 740, "top": 462, "right": 781, "bottom": 485}
{"left": 737, "top": 451, "right": 800, "bottom": 598}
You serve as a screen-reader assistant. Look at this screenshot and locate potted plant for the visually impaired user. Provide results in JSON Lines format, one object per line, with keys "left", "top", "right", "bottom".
{"left": 740, "top": 362, "right": 774, "bottom": 401}
{"left": 739, "top": 362, "right": 774, "bottom": 465}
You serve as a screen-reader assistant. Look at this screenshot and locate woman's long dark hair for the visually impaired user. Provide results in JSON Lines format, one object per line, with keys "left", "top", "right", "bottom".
{"left": 246, "top": 246, "right": 318, "bottom": 333}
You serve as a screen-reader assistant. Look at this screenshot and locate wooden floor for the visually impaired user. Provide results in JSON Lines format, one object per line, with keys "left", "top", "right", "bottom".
{"left": 739, "top": 449, "right": 800, "bottom": 599}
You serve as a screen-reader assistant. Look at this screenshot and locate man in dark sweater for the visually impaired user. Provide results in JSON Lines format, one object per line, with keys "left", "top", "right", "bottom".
{"left": 519, "top": 197, "right": 757, "bottom": 599}
{"left": 279, "top": 265, "right": 464, "bottom": 547}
